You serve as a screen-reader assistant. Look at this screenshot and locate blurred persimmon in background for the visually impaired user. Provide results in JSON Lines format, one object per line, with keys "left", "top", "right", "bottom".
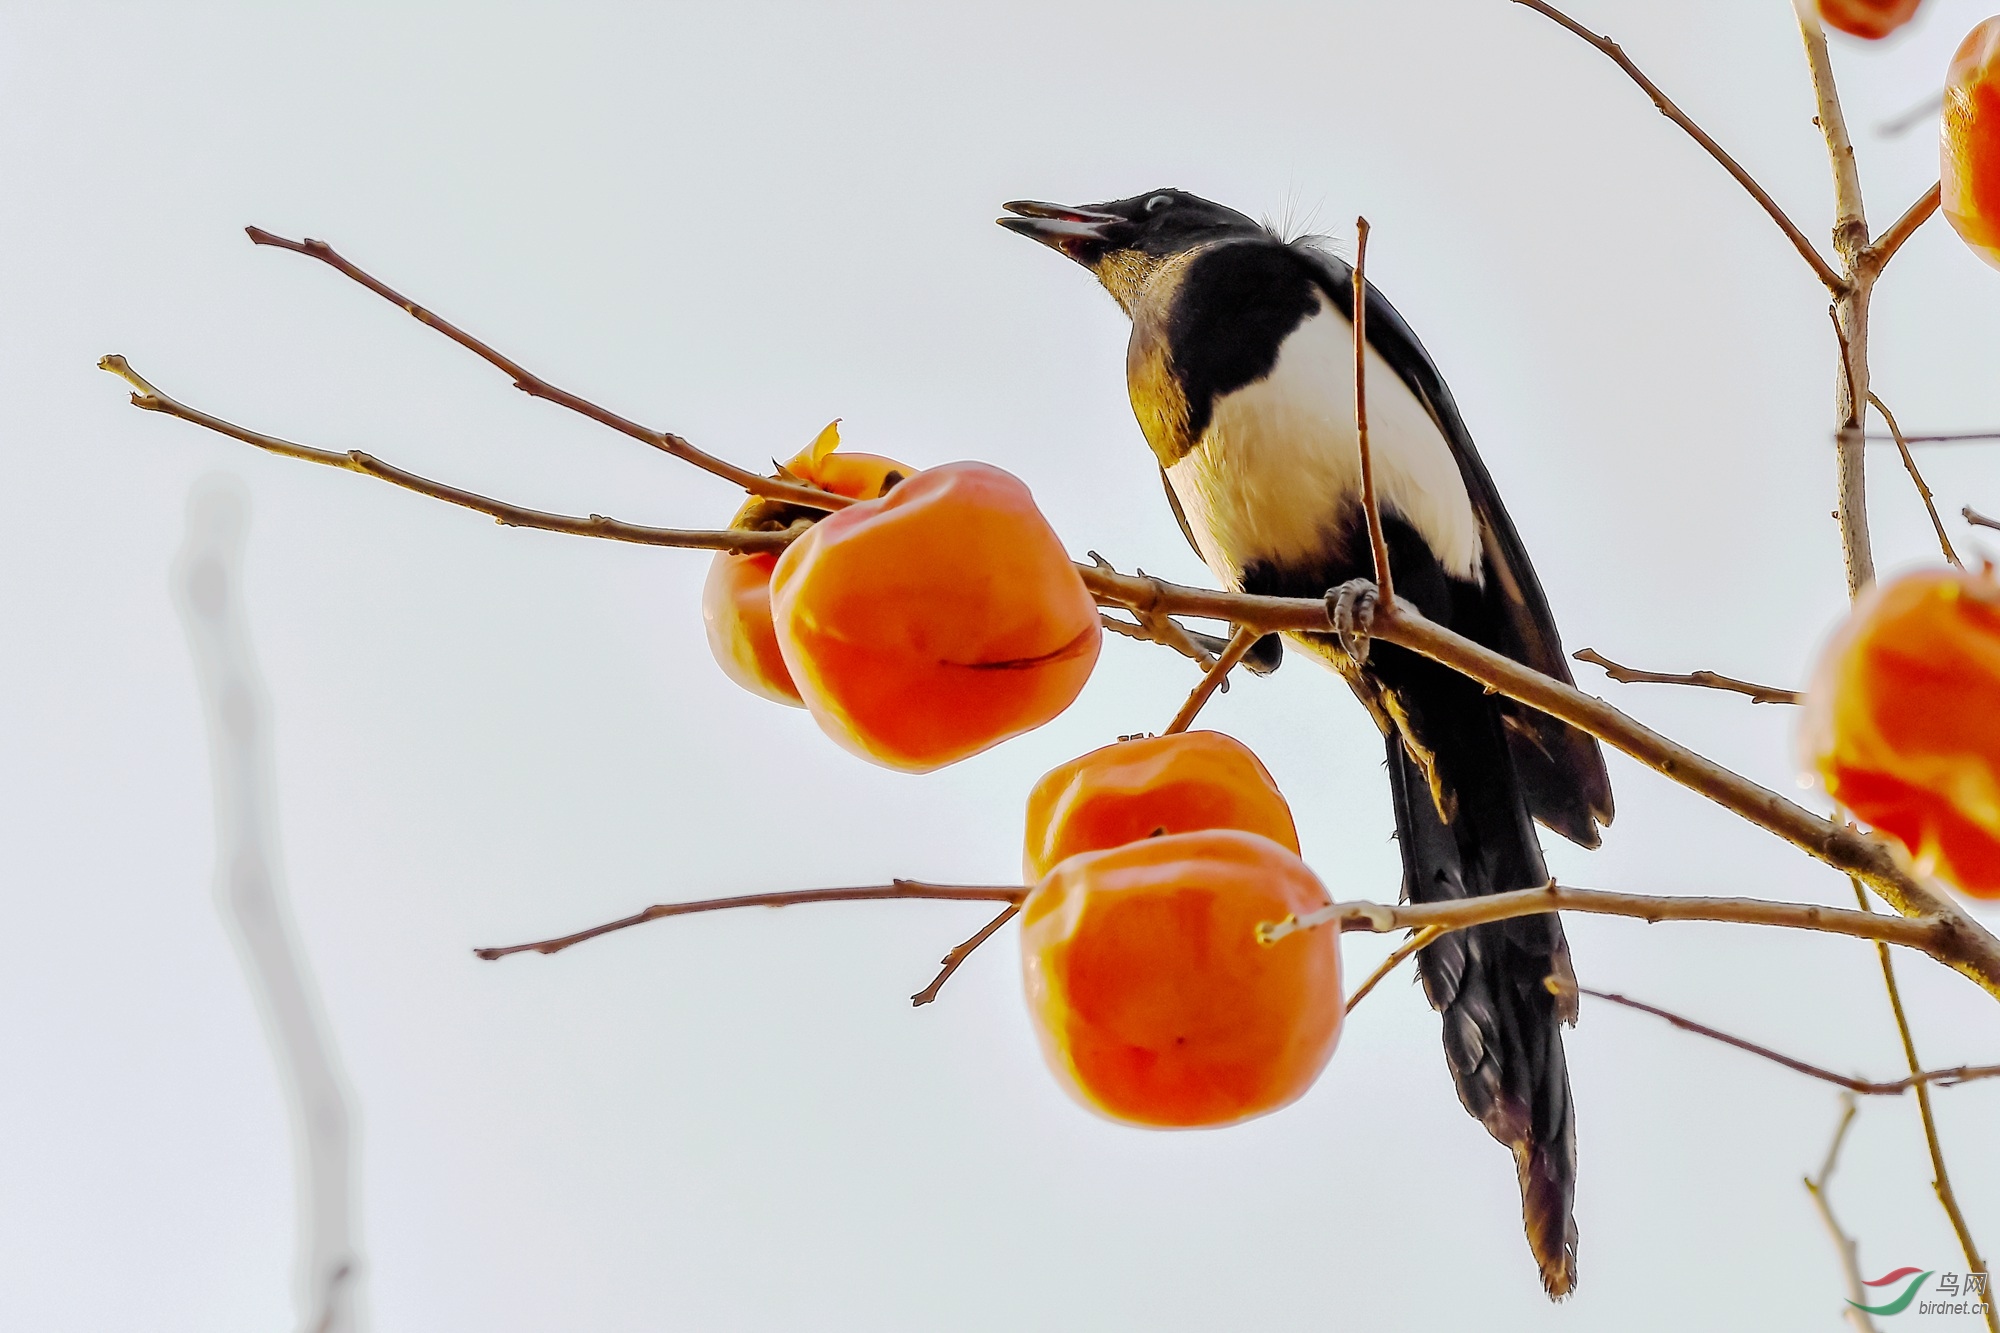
{"left": 1944, "top": 16, "right": 2000, "bottom": 269}
{"left": 1819, "top": 0, "right": 1923, "bottom": 41}
{"left": 1020, "top": 829, "right": 1344, "bottom": 1128}
{"left": 1022, "top": 730, "right": 1300, "bottom": 881}
{"left": 1804, "top": 565, "right": 2000, "bottom": 898}
{"left": 771, "top": 460, "right": 1100, "bottom": 771}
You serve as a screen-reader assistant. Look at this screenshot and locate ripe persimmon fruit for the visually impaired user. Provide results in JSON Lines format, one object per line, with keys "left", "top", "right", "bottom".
{"left": 1804, "top": 565, "right": 2000, "bottom": 898}
{"left": 1021, "top": 829, "right": 1343, "bottom": 1128}
{"left": 1945, "top": 17, "right": 2000, "bottom": 269}
{"left": 770, "top": 460, "right": 1100, "bottom": 771}
{"left": 702, "top": 423, "right": 911, "bottom": 706}
{"left": 1023, "top": 730, "right": 1300, "bottom": 882}
{"left": 1819, "top": 0, "right": 1923, "bottom": 41}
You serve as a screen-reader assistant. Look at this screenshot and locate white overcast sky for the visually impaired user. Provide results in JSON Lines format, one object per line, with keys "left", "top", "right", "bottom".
{"left": 5, "top": 2, "right": 2000, "bottom": 1329}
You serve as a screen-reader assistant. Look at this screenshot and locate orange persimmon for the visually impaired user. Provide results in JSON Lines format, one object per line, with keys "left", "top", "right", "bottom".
{"left": 1020, "top": 829, "right": 1343, "bottom": 1128}
{"left": 1819, "top": 0, "right": 1922, "bottom": 40}
{"left": 1945, "top": 17, "right": 2000, "bottom": 269}
{"left": 1803, "top": 565, "right": 2000, "bottom": 898}
{"left": 1022, "top": 730, "right": 1300, "bottom": 882}
{"left": 770, "top": 460, "right": 1100, "bottom": 771}
{"left": 701, "top": 423, "right": 911, "bottom": 706}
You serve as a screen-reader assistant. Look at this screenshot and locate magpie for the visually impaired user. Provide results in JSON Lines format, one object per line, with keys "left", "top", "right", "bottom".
{"left": 1000, "top": 189, "right": 1613, "bottom": 1298}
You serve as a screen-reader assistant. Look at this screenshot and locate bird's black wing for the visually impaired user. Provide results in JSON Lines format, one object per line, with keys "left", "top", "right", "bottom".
{"left": 1298, "top": 244, "right": 1613, "bottom": 848}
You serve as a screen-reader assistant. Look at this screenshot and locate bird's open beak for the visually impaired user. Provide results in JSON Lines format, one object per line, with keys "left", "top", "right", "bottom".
{"left": 998, "top": 200, "right": 1130, "bottom": 261}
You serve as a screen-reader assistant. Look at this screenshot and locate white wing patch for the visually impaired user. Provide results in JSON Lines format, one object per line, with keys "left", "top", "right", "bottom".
{"left": 1165, "top": 291, "right": 1483, "bottom": 588}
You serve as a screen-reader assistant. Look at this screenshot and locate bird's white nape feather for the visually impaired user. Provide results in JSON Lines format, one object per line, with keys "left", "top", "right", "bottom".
{"left": 1165, "top": 291, "right": 1483, "bottom": 588}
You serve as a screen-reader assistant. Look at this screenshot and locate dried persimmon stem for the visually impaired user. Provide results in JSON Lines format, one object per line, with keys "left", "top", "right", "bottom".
{"left": 98, "top": 357, "right": 794, "bottom": 555}
{"left": 1509, "top": 0, "right": 1844, "bottom": 291}
{"left": 1852, "top": 880, "right": 1997, "bottom": 1331}
{"left": 1163, "top": 624, "right": 1261, "bottom": 734}
{"left": 243, "top": 227, "right": 848, "bottom": 513}
{"left": 1567, "top": 983, "right": 2000, "bottom": 1095}
{"left": 473, "top": 882, "right": 1025, "bottom": 960}
{"left": 1344, "top": 926, "right": 1441, "bottom": 1014}
{"left": 1350, "top": 216, "right": 1393, "bottom": 606}
{"left": 1573, "top": 647, "right": 1801, "bottom": 705}
{"left": 1867, "top": 392, "right": 1962, "bottom": 568}
{"left": 911, "top": 904, "right": 1021, "bottom": 1007}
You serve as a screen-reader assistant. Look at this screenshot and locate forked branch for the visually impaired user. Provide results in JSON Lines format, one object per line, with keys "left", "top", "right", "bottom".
{"left": 244, "top": 228, "right": 849, "bottom": 514}
{"left": 100, "top": 357, "right": 794, "bottom": 554}
{"left": 1509, "top": 0, "right": 1844, "bottom": 291}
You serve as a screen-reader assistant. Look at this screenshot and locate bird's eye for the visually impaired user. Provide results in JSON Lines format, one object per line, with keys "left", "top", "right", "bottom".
{"left": 1145, "top": 194, "right": 1172, "bottom": 213}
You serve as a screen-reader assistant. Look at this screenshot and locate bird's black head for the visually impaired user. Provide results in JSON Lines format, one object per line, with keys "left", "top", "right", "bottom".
{"left": 999, "top": 189, "right": 1263, "bottom": 309}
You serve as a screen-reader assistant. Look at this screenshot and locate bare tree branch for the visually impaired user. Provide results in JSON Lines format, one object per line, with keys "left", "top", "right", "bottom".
{"left": 1350, "top": 216, "right": 1394, "bottom": 604}
{"left": 911, "top": 905, "right": 1021, "bottom": 1007}
{"left": 1163, "top": 625, "right": 1260, "bottom": 734}
{"left": 1805, "top": 1096, "right": 1879, "bottom": 1333}
{"left": 100, "top": 357, "right": 793, "bottom": 554}
{"left": 1568, "top": 983, "right": 2000, "bottom": 1095}
{"left": 1264, "top": 881, "right": 1952, "bottom": 957}
{"left": 474, "top": 883, "right": 1025, "bottom": 960}
{"left": 1802, "top": 5, "right": 1878, "bottom": 597}
{"left": 1967, "top": 506, "right": 2000, "bottom": 533}
{"left": 1852, "top": 881, "right": 1998, "bottom": 1331}
{"left": 243, "top": 227, "right": 850, "bottom": 513}
{"left": 1573, "top": 647, "right": 1801, "bottom": 705}
{"left": 1866, "top": 430, "right": 2000, "bottom": 445}
{"left": 1509, "top": 0, "right": 1845, "bottom": 292}
{"left": 1343, "top": 926, "right": 1442, "bottom": 1014}
{"left": 1868, "top": 393, "right": 1963, "bottom": 568}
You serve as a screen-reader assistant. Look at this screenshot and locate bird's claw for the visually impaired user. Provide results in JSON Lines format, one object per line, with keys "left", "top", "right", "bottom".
{"left": 1328, "top": 579, "right": 1379, "bottom": 666}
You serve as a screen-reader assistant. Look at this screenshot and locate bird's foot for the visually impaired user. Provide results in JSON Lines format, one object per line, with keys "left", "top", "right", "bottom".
{"left": 1327, "top": 579, "right": 1379, "bottom": 667}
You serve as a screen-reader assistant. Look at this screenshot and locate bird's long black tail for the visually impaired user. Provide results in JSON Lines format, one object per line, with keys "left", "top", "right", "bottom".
{"left": 1383, "top": 674, "right": 1579, "bottom": 1298}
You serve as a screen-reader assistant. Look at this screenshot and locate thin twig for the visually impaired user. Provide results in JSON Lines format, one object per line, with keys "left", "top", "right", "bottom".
{"left": 1509, "top": 0, "right": 1845, "bottom": 291}
{"left": 1100, "top": 613, "right": 1223, "bottom": 670}
{"left": 1344, "top": 927, "right": 1441, "bottom": 1014}
{"left": 475, "top": 883, "right": 1025, "bottom": 959}
{"left": 100, "top": 357, "right": 793, "bottom": 554}
{"left": 1569, "top": 984, "right": 2000, "bottom": 1095}
{"left": 1350, "top": 216, "right": 1394, "bottom": 605}
{"left": 243, "top": 227, "right": 849, "bottom": 513}
{"left": 1868, "top": 392, "right": 1963, "bottom": 567}
{"left": 1163, "top": 624, "right": 1261, "bottom": 734}
{"left": 1862, "top": 183, "right": 1942, "bottom": 277}
{"left": 1852, "top": 880, "right": 1997, "bottom": 1331}
{"left": 1573, "top": 647, "right": 1801, "bottom": 705}
{"left": 911, "top": 905, "right": 1020, "bottom": 1007}
{"left": 1967, "top": 506, "right": 2000, "bottom": 533}
{"left": 1866, "top": 431, "right": 2000, "bottom": 445}
{"left": 1805, "top": 1095, "right": 1878, "bottom": 1333}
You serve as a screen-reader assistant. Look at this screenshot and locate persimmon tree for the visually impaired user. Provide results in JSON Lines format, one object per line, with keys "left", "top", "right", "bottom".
{"left": 106, "top": 0, "right": 2000, "bottom": 1322}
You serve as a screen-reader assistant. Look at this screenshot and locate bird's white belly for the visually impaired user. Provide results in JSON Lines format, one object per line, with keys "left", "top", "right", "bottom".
{"left": 1165, "top": 292, "right": 1482, "bottom": 589}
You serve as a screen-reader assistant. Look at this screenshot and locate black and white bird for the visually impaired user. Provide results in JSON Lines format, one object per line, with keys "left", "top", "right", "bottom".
{"left": 1000, "top": 189, "right": 1613, "bottom": 1298}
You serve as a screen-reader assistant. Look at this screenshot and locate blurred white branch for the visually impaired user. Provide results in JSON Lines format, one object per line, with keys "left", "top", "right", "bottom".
{"left": 173, "top": 477, "right": 362, "bottom": 1333}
